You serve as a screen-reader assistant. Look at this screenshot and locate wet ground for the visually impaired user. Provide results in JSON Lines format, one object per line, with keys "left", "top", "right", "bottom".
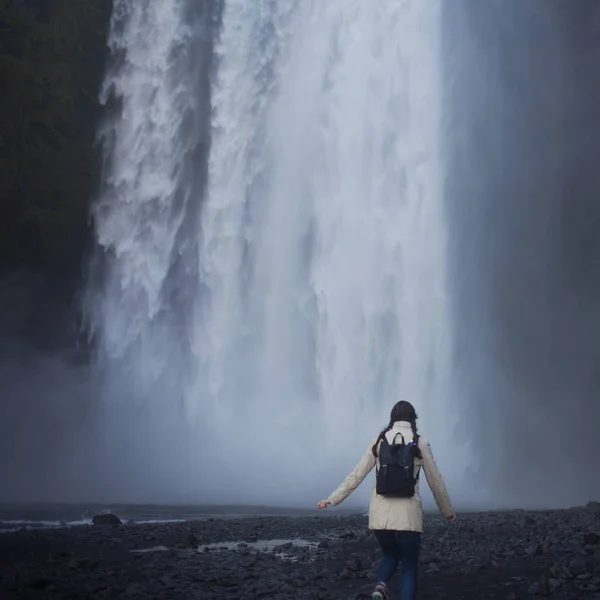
{"left": 1, "top": 505, "right": 599, "bottom": 599}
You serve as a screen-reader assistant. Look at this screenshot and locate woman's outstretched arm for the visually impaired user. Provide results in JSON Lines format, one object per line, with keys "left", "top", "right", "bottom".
{"left": 323, "top": 437, "right": 378, "bottom": 507}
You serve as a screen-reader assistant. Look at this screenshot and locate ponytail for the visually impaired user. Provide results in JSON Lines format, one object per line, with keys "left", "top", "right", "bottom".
{"left": 410, "top": 418, "right": 423, "bottom": 459}
{"left": 372, "top": 421, "right": 393, "bottom": 457}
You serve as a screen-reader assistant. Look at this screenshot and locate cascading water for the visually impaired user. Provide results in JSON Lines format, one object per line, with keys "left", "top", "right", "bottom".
{"left": 87, "top": 0, "right": 468, "bottom": 506}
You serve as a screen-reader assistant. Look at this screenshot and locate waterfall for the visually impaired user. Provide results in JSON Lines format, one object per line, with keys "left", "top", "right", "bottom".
{"left": 87, "top": 0, "right": 467, "bottom": 506}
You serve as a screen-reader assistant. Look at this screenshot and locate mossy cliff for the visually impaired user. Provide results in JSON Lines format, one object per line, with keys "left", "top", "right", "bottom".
{"left": 0, "top": 0, "right": 112, "bottom": 346}
{"left": 0, "top": 0, "right": 112, "bottom": 276}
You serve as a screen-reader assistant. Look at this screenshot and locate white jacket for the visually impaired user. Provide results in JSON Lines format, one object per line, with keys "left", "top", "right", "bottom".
{"left": 327, "top": 420, "right": 454, "bottom": 532}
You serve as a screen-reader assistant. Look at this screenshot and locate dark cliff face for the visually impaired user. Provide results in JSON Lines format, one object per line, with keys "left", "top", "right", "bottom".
{"left": 0, "top": 0, "right": 112, "bottom": 347}
{"left": 444, "top": 1, "right": 600, "bottom": 504}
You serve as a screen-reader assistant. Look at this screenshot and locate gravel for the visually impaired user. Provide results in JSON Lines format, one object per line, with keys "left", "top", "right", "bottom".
{"left": 1, "top": 505, "right": 600, "bottom": 599}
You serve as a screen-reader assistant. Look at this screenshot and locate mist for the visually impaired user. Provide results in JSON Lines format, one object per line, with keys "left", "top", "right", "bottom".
{"left": 1, "top": 1, "right": 600, "bottom": 511}
{"left": 444, "top": 1, "right": 600, "bottom": 507}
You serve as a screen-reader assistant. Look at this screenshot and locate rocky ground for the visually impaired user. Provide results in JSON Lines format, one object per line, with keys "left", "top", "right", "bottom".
{"left": 1, "top": 505, "right": 599, "bottom": 600}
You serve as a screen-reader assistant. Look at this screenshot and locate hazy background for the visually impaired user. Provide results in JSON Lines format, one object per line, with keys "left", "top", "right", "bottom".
{"left": 444, "top": 0, "right": 600, "bottom": 507}
{"left": 1, "top": 0, "right": 600, "bottom": 510}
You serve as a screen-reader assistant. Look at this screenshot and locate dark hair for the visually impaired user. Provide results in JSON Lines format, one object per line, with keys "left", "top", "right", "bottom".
{"left": 371, "top": 400, "right": 422, "bottom": 459}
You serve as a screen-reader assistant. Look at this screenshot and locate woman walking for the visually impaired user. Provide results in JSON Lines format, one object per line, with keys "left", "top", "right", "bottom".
{"left": 317, "top": 400, "right": 455, "bottom": 600}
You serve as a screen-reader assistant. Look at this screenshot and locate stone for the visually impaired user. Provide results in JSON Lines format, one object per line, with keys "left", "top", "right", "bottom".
{"left": 346, "top": 557, "right": 362, "bottom": 572}
{"left": 584, "top": 533, "right": 600, "bottom": 546}
{"left": 548, "top": 578, "right": 562, "bottom": 590}
{"left": 68, "top": 557, "right": 91, "bottom": 569}
{"left": 123, "top": 583, "right": 149, "bottom": 596}
{"left": 528, "top": 582, "right": 540, "bottom": 595}
{"left": 525, "top": 543, "right": 543, "bottom": 556}
{"left": 92, "top": 513, "right": 122, "bottom": 526}
{"left": 30, "top": 578, "right": 53, "bottom": 591}
{"left": 159, "top": 575, "right": 177, "bottom": 588}
{"left": 568, "top": 558, "right": 587, "bottom": 576}
{"left": 538, "top": 574, "right": 550, "bottom": 597}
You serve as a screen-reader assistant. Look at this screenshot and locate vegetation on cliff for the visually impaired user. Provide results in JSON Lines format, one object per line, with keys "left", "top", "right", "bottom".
{"left": 0, "top": 0, "right": 112, "bottom": 276}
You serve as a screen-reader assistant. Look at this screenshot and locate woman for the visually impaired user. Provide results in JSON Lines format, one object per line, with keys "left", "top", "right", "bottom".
{"left": 317, "top": 401, "right": 455, "bottom": 600}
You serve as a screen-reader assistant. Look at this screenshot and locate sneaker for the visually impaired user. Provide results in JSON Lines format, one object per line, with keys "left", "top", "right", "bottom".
{"left": 372, "top": 583, "right": 389, "bottom": 600}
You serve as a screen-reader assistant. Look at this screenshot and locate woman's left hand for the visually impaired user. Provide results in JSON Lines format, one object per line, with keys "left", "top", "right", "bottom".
{"left": 317, "top": 499, "right": 331, "bottom": 510}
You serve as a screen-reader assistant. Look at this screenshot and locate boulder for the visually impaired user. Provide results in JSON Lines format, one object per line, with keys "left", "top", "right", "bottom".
{"left": 92, "top": 513, "right": 122, "bottom": 526}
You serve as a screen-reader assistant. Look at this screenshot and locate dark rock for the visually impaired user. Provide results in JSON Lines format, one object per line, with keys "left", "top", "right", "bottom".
{"left": 240, "top": 555, "right": 258, "bottom": 568}
{"left": 548, "top": 578, "right": 562, "bottom": 591}
{"left": 525, "top": 543, "right": 543, "bottom": 556}
{"left": 92, "top": 513, "right": 122, "bottom": 526}
{"left": 568, "top": 558, "right": 587, "bottom": 576}
{"left": 584, "top": 533, "right": 600, "bottom": 546}
{"left": 538, "top": 574, "right": 550, "bottom": 597}
{"left": 123, "top": 583, "right": 149, "bottom": 596}
{"left": 346, "top": 557, "right": 362, "bottom": 571}
{"left": 68, "top": 557, "right": 91, "bottom": 569}
{"left": 159, "top": 576, "right": 178, "bottom": 590}
{"left": 30, "top": 578, "right": 53, "bottom": 591}
{"left": 528, "top": 582, "right": 540, "bottom": 595}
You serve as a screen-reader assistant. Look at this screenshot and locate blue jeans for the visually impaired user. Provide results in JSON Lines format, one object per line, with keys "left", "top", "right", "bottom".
{"left": 374, "top": 530, "right": 421, "bottom": 600}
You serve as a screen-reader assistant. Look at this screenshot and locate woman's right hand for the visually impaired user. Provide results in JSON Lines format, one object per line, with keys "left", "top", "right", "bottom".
{"left": 447, "top": 513, "right": 456, "bottom": 524}
{"left": 317, "top": 499, "right": 331, "bottom": 510}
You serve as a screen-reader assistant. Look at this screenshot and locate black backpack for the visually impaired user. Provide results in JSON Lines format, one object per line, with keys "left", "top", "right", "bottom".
{"left": 375, "top": 432, "right": 419, "bottom": 497}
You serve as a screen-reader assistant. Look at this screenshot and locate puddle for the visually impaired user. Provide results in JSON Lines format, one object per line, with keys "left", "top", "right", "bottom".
{"left": 201, "top": 538, "right": 320, "bottom": 561}
{"left": 131, "top": 538, "right": 321, "bottom": 560}
{"left": 201, "top": 538, "right": 317, "bottom": 552}
{"left": 131, "top": 545, "right": 170, "bottom": 553}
